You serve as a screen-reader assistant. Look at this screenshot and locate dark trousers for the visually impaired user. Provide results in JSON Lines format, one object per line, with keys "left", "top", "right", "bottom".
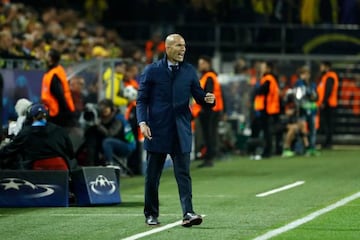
{"left": 272, "top": 114, "right": 283, "bottom": 155}
{"left": 102, "top": 137, "right": 134, "bottom": 164}
{"left": 249, "top": 113, "right": 282, "bottom": 157}
{"left": 320, "top": 107, "right": 335, "bottom": 147}
{"left": 144, "top": 150, "right": 193, "bottom": 218}
{"left": 127, "top": 140, "right": 143, "bottom": 175}
{"left": 83, "top": 126, "right": 103, "bottom": 166}
{"left": 248, "top": 116, "right": 264, "bottom": 155}
{"left": 305, "top": 114, "right": 316, "bottom": 149}
{"left": 198, "top": 111, "right": 220, "bottom": 162}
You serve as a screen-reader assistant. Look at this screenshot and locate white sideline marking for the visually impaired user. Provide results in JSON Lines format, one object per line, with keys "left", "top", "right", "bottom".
{"left": 122, "top": 215, "right": 206, "bottom": 240}
{"left": 256, "top": 181, "right": 305, "bottom": 197}
{"left": 253, "top": 191, "right": 360, "bottom": 240}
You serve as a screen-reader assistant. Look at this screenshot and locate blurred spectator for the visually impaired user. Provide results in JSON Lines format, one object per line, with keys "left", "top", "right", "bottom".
{"left": 193, "top": 55, "right": 224, "bottom": 167}
{"left": 317, "top": 61, "right": 339, "bottom": 149}
{"left": 0, "top": 1, "right": 15, "bottom": 26}
{"left": 124, "top": 85, "right": 142, "bottom": 175}
{"left": 123, "top": 62, "right": 140, "bottom": 89}
{"left": 41, "top": 49, "right": 76, "bottom": 127}
{"left": 251, "top": 0, "right": 274, "bottom": 24}
{"left": 282, "top": 66, "right": 318, "bottom": 157}
{"left": 282, "top": 90, "right": 306, "bottom": 157}
{"left": 234, "top": 57, "right": 249, "bottom": 75}
{"left": 84, "top": 80, "right": 99, "bottom": 104}
{"left": 104, "top": 28, "right": 123, "bottom": 58}
{"left": 84, "top": 0, "right": 108, "bottom": 23}
{"left": 69, "top": 76, "right": 86, "bottom": 121}
{"left": 251, "top": 61, "right": 281, "bottom": 158}
{"left": 32, "top": 38, "right": 46, "bottom": 60}
{"left": 0, "top": 30, "right": 18, "bottom": 60}
{"left": 103, "top": 61, "right": 128, "bottom": 108}
{"left": 81, "top": 98, "right": 136, "bottom": 167}
{"left": 300, "top": 0, "right": 320, "bottom": 26}
{"left": 0, "top": 103, "right": 74, "bottom": 170}
{"left": 92, "top": 45, "right": 110, "bottom": 59}
{"left": 340, "top": 74, "right": 360, "bottom": 115}
{"left": 145, "top": 32, "right": 165, "bottom": 64}
{"left": 7, "top": 98, "right": 32, "bottom": 137}
{"left": 12, "top": 33, "right": 35, "bottom": 59}
{"left": 295, "top": 66, "right": 319, "bottom": 155}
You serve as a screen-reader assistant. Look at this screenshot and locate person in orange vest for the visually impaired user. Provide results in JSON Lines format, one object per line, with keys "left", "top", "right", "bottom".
{"left": 145, "top": 32, "right": 166, "bottom": 64}
{"left": 316, "top": 61, "right": 339, "bottom": 149}
{"left": 192, "top": 55, "right": 224, "bottom": 167}
{"left": 252, "top": 61, "right": 282, "bottom": 158}
{"left": 41, "top": 49, "right": 76, "bottom": 128}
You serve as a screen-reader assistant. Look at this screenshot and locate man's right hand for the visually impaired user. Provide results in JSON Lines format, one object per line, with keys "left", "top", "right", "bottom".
{"left": 140, "top": 122, "right": 152, "bottom": 140}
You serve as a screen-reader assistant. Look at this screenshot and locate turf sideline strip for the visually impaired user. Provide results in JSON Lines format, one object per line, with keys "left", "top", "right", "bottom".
{"left": 253, "top": 191, "right": 360, "bottom": 240}
{"left": 122, "top": 215, "right": 206, "bottom": 240}
{"left": 0, "top": 213, "right": 179, "bottom": 217}
{"left": 256, "top": 181, "right": 305, "bottom": 197}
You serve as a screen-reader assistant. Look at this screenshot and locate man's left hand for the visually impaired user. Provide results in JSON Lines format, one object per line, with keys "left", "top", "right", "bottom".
{"left": 204, "top": 93, "right": 215, "bottom": 104}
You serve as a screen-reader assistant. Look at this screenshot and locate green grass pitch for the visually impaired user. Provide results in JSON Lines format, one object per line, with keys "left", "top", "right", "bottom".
{"left": 1, "top": 149, "right": 360, "bottom": 240}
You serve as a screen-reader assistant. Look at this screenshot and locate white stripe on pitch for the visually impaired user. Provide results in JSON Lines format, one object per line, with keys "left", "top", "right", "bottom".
{"left": 122, "top": 215, "right": 206, "bottom": 240}
{"left": 256, "top": 181, "right": 305, "bottom": 197}
{"left": 253, "top": 191, "right": 360, "bottom": 240}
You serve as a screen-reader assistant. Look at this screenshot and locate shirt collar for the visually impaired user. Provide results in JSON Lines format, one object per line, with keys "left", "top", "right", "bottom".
{"left": 167, "top": 60, "right": 179, "bottom": 70}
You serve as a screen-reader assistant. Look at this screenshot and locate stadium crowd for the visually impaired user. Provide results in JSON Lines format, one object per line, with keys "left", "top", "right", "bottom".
{"left": 2, "top": 0, "right": 360, "bottom": 68}
{"left": 0, "top": 0, "right": 147, "bottom": 69}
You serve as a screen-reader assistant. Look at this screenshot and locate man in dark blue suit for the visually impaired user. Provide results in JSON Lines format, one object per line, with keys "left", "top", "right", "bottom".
{"left": 137, "top": 33, "right": 215, "bottom": 227}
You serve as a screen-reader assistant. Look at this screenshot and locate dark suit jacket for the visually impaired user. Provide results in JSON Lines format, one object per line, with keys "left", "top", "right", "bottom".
{"left": 137, "top": 57, "right": 211, "bottom": 153}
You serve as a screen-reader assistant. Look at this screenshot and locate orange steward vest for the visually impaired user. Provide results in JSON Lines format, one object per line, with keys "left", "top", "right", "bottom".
{"left": 316, "top": 71, "right": 339, "bottom": 107}
{"left": 41, "top": 65, "right": 75, "bottom": 117}
{"left": 145, "top": 40, "right": 165, "bottom": 63}
{"left": 254, "top": 74, "right": 280, "bottom": 115}
{"left": 191, "top": 71, "right": 224, "bottom": 118}
{"left": 125, "top": 101, "right": 144, "bottom": 141}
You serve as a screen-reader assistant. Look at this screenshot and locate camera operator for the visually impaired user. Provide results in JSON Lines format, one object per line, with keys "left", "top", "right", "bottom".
{"left": 282, "top": 66, "right": 318, "bottom": 157}
{"left": 82, "top": 99, "right": 136, "bottom": 167}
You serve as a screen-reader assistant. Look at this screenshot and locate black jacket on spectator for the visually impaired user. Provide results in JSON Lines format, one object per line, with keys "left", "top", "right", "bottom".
{"left": 0, "top": 122, "right": 74, "bottom": 169}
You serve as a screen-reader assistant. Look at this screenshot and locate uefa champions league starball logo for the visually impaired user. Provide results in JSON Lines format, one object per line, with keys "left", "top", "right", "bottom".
{"left": 0, "top": 178, "right": 57, "bottom": 198}
{"left": 89, "top": 175, "right": 117, "bottom": 195}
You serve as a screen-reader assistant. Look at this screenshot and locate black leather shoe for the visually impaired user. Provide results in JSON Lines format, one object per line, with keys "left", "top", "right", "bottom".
{"left": 145, "top": 216, "right": 160, "bottom": 226}
{"left": 182, "top": 213, "right": 203, "bottom": 227}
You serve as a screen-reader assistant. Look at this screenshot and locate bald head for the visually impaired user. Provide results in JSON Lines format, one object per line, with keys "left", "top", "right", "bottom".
{"left": 165, "top": 34, "right": 184, "bottom": 47}
{"left": 165, "top": 33, "right": 186, "bottom": 64}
